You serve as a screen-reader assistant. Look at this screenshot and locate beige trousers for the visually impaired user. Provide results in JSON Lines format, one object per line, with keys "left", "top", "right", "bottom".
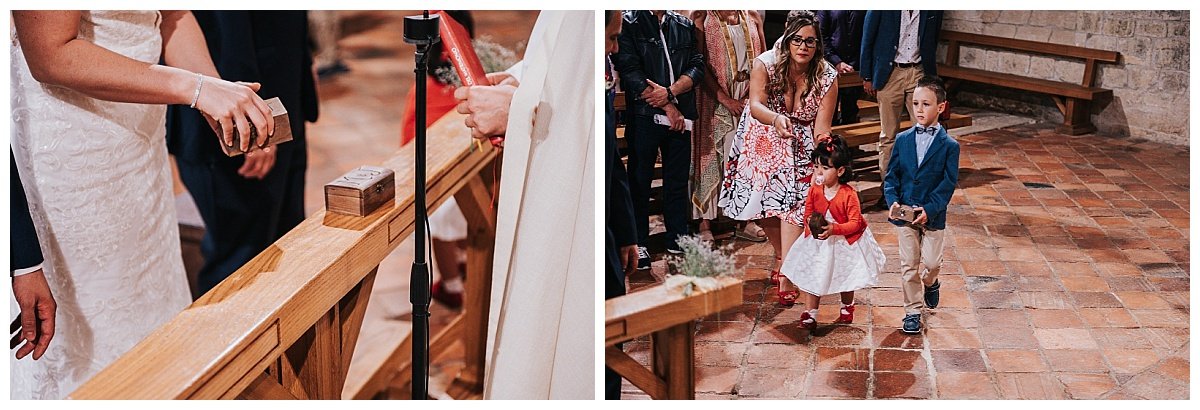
{"left": 896, "top": 224, "right": 946, "bottom": 314}
{"left": 876, "top": 65, "right": 924, "bottom": 179}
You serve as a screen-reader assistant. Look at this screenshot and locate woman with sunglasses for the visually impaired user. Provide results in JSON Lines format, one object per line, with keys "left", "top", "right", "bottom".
{"left": 719, "top": 10, "right": 838, "bottom": 307}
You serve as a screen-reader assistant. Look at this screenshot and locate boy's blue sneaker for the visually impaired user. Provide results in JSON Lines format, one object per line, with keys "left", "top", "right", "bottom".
{"left": 924, "top": 280, "right": 941, "bottom": 309}
{"left": 901, "top": 313, "right": 922, "bottom": 334}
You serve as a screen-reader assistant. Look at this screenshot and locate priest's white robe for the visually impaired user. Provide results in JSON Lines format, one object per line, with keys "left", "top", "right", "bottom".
{"left": 483, "top": 10, "right": 595, "bottom": 400}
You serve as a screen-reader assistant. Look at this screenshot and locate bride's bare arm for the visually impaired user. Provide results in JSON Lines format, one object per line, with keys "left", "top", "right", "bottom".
{"left": 12, "top": 11, "right": 272, "bottom": 150}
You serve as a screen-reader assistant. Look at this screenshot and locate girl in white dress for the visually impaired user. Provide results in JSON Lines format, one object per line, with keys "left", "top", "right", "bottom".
{"left": 779, "top": 135, "right": 885, "bottom": 331}
{"left": 11, "top": 11, "right": 275, "bottom": 399}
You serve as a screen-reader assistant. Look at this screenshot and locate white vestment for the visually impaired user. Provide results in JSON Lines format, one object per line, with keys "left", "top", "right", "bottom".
{"left": 483, "top": 11, "right": 595, "bottom": 399}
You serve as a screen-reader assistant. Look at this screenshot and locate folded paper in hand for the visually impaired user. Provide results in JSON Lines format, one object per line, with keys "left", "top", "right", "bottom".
{"left": 653, "top": 114, "right": 694, "bottom": 132}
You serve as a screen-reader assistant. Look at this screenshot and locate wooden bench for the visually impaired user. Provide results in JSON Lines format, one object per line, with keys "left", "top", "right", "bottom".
{"left": 71, "top": 112, "right": 500, "bottom": 400}
{"left": 606, "top": 277, "right": 742, "bottom": 399}
{"left": 937, "top": 30, "right": 1119, "bottom": 135}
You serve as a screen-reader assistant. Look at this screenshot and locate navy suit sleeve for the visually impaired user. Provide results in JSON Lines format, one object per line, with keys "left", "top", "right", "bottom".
{"left": 11, "top": 150, "right": 43, "bottom": 272}
{"left": 612, "top": 16, "right": 649, "bottom": 98}
{"left": 923, "top": 139, "right": 959, "bottom": 217}
{"left": 859, "top": 11, "right": 878, "bottom": 82}
{"left": 921, "top": 11, "right": 944, "bottom": 77}
{"left": 193, "top": 11, "right": 262, "bottom": 82}
{"left": 882, "top": 134, "right": 903, "bottom": 207}
{"left": 817, "top": 11, "right": 842, "bottom": 66}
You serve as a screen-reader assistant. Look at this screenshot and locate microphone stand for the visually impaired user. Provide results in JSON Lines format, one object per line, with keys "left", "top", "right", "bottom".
{"left": 403, "top": 10, "right": 439, "bottom": 401}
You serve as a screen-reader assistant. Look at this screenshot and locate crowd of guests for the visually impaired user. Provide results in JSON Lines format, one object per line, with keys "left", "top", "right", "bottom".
{"left": 605, "top": 10, "right": 959, "bottom": 399}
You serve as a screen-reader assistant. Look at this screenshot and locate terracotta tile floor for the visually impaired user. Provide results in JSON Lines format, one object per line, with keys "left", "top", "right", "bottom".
{"left": 621, "top": 122, "right": 1189, "bottom": 399}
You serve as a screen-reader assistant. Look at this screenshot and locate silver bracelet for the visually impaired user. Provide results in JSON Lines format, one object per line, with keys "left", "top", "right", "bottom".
{"left": 189, "top": 74, "right": 204, "bottom": 109}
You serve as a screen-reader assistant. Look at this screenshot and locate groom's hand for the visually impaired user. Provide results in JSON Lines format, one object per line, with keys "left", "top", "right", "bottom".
{"left": 12, "top": 269, "right": 56, "bottom": 360}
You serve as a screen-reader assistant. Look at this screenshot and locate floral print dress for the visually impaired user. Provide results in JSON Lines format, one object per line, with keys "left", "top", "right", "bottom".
{"left": 719, "top": 50, "right": 836, "bottom": 227}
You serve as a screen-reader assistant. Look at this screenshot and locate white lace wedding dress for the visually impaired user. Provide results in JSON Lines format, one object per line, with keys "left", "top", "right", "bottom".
{"left": 10, "top": 11, "right": 192, "bottom": 399}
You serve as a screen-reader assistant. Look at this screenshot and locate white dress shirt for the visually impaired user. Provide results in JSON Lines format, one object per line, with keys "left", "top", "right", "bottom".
{"left": 916, "top": 123, "right": 939, "bottom": 167}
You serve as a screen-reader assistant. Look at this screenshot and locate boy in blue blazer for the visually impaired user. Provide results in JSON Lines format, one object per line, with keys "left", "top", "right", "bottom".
{"left": 883, "top": 76, "right": 959, "bottom": 334}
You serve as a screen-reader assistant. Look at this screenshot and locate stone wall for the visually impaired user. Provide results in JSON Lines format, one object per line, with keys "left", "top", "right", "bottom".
{"left": 938, "top": 11, "right": 1189, "bottom": 145}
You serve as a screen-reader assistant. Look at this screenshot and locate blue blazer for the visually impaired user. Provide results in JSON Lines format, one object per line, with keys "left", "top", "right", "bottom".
{"left": 859, "top": 11, "right": 943, "bottom": 90}
{"left": 883, "top": 126, "right": 959, "bottom": 230}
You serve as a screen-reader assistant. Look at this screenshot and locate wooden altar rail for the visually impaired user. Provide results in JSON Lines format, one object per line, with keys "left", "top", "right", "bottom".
{"left": 605, "top": 277, "right": 742, "bottom": 399}
{"left": 70, "top": 111, "right": 499, "bottom": 400}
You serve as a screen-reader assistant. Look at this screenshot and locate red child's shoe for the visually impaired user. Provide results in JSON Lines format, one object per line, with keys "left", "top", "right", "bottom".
{"left": 431, "top": 280, "right": 464, "bottom": 309}
{"left": 799, "top": 310, "right": 817, "bottom": 331}
{"left": 835, "top": 304, "right": 855, "bottom": 324}
{"left": 778, "top": 289, "right": 798, "bottom": 307}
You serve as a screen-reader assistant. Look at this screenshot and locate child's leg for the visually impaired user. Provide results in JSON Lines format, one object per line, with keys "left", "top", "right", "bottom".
{"left": 920, "top": 229, "right": 948, "bottom": 287}
{"left": 804, "top": 292, "right": 820, "bottom": 311}
{"left": 840, "top": 291, "right": 854, "bottom": 306}
{"left": 896, "top": 225, "right": 925, "bottom": 314}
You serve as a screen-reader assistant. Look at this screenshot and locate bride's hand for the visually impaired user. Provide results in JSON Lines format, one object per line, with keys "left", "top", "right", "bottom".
{"left": 193, "top": 78, "right": 274, "bottom": 152}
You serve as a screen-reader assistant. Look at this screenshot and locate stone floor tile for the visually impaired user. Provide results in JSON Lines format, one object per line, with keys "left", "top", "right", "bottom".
{"left": 987, "top": 349, "right": 1049, "bottom": 373}
{"left": 809, "top": 325, "right": 870, "bottom": 348}
{"left": 1034, "top": 328, "right": 1098, "bottom": 349}
{"left": 812, "top": 347, "right": 870, "bottom": 371}
{"left": 694, "top": 342, "right": 749, "bottom": 368}
{"left": 976, "top": 308, "right": 1030, "bottom": 328}
{"left": 1128, "top": 309, "right": 1189, "bottom": 328}
{"left": 695, "top": 366, "right": 741, "bottom": 394}
{"left": 1150, "top": 356, "right": 1189, "bottom": 384}
{"left": 935, "top": 372, "right": 1000, "bottom": 399}
{"left": 931, "top": 349, "right": 988, "bottom": 373}
{"left": 1101, "top": 348, "right": 1160, "bottom": 374}
{"left": 1028, "top": 309, "right": 1085, "bottom": 328}
{"left": 1112, "top": 291, "right": 1172, "bottom": 309}
{"left": 925, "top": 308, "right": 979, "bottom": 329}
{"left": 873, "top": 348, "right": 927, "bottom": 372}
{"left": 1076, "top": 307, "right": 1139, "bottom": 327}
{"left": 736, "top": 367, "right": 807, "bottom": 398}
{"left": 995, "top": 373, "right": 1068, "bottom": 399}
{"left": 1113, "top": 371, "right": 1189, "bottom": 400}
{"left": 1069, "top": 292, "right": 1124, "bottom": 308}
{"left": 744, "top": 343, "right": 813, "bottom": 369}
{"left": 1060, "top": 374, "right": 1113, "bottom": 398}
{"left": 749, "top": 321, "right": 807, "bottom": 344}
{"left": 696, "top": 321, "right": 756, "bottom": 343}
{"left": 805, "top": 371, "right": 868, "bottom": 398}
{"left": 874, "top": 372, "right": 932, "bottom": 399}
{"left": 1044, "top": 349, "right": 1109, "bottom": 373}
{"left": 926, "top": 327, "right": 983, "bottom": 349}
{"left": 978, "top": 325, "right": 1041, "bottom": 349}
{"left": 1060, "top": 276, "right": 1111, "bottom": 292}
{"left": 870, "top": 327, "right": 925, "bottom": 350}
{"left": 1052, "top": 262, "right": 1101, "bottom": 277}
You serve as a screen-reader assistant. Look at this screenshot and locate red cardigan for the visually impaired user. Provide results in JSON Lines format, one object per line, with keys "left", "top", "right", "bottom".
{"left": 802, "top": 184, "right": 867, "bottom": 245}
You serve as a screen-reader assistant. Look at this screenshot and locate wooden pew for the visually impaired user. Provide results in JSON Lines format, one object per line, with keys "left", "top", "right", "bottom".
{"left": 605, "top": 277, "right": 742, "bottom": 399}
{"left": 937, "top": 30, "right": 1119, "bottom": 135}
{"left": 70, "top": 112, "right": 499, "bottom": 400}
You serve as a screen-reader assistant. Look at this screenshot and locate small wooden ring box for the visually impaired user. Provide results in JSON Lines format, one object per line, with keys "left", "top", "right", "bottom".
{"left": 325, "top": 166, "right": 396, "bottom": 216}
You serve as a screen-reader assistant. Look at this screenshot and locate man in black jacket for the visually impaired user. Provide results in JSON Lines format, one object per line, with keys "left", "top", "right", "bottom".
{"left": 166, "top": 11, "right": 319, "bottom": 297}
{"left": 612, "top": 10, "right": 704, "bottom": 268}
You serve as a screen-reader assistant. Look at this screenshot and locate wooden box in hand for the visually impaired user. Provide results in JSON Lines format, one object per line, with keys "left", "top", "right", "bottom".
{"left": 324, "top": 166, "right": 396, "bottom": 217}
{"left": 218, "top": 97, "right": 294, "bottom": 157}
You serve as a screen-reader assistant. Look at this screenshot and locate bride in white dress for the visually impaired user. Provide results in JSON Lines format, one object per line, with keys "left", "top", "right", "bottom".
{"left": 10, "top": 10, "right": 276, "bottom": 399}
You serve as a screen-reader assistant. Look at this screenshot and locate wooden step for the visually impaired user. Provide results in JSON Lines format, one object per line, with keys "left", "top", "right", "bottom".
{"left": 342, "top": 319, "right": 412, "bottom": 399}
{"left": 835, "top": 112, "right": 973, "bottom": 148}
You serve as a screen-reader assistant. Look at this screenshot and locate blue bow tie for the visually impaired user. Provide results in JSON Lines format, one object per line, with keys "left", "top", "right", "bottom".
{"left": 915, "top": 126, "right": 938, "bottom": 135}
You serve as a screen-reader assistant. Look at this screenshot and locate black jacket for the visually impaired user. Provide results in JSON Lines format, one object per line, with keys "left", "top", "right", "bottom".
{"left": 612, "top": 10, "right": 705, "bottom": 119}
{"left": 11, "top": 149, "right": 43, "bottom": 273}
{"left": 167, "top": 11, "right": 318, "bottom": 163}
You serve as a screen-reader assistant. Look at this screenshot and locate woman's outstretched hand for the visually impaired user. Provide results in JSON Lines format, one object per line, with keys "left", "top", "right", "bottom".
{"left": 194, "top": 78, "right": 274, "bottom": 152}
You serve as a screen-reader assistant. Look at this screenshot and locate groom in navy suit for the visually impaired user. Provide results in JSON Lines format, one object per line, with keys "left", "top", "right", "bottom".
{"left": 167, "top": 11, "right": 319, "bottom": 297}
